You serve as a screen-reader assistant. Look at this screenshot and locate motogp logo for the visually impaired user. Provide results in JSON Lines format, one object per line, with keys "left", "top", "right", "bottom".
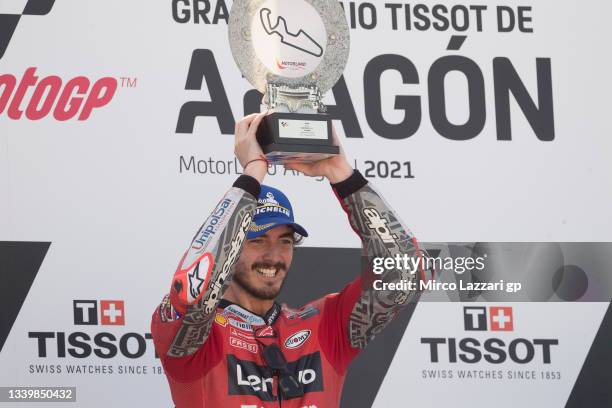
{"left": 0, "top": 67, "right": 117, "bottom": 121}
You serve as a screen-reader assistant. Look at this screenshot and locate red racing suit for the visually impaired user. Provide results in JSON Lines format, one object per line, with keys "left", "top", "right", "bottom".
{"left": 151, "top": 171, "right": 423, "bottom": 408}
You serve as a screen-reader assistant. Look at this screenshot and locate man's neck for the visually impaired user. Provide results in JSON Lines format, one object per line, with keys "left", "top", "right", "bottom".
{"left": 223, "top": 285, "right": 275, "bottom": 317}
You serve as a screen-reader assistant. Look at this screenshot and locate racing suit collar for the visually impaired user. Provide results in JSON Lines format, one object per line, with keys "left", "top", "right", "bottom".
{"left": 218, "top": 299, "right": 281, "bottom": 327}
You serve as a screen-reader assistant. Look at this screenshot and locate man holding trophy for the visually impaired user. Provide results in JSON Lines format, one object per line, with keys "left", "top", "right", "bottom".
{"left": 151, "top": 0, "right": 424, "bottom": 406}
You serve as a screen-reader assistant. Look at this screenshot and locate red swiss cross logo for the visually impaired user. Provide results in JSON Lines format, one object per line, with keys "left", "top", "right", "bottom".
{"left": 489, "top": 306, "right": 513, "bottom": 331}
{"left": 100, "top": 300, "right": 125, "bottom": 326}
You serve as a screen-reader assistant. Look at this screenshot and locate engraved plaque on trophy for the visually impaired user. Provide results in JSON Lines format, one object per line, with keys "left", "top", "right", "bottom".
{"left": 229, "top": 0, "right": 350, "bottom": 163}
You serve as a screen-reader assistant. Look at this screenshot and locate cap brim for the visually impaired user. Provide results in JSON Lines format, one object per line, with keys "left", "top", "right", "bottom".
{"left": 247, "top": 218, "right": 309, "bottom": 240}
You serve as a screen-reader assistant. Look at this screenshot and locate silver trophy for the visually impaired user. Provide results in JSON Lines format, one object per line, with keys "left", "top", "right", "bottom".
{"left": 229, "top": 0, "right": 350, "bottom": 163}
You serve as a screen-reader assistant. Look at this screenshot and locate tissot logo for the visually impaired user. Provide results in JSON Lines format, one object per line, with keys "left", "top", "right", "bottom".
{"left": 29, "top": 299, "right": 155, "bottom": 359}
{"left": 73, "top": 300, "right": 125, "bottom": 326}
{"left": 421, "top": 305, "right": 558, "bottom": 364}
{"left": 463, "top": 306, "right": 514, "bottom": 331}
{"left": 0, "top": 0, "right": 55, "bottom": 60}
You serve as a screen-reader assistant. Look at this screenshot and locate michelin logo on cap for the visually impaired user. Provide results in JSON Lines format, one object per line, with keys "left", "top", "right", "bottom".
{"left": 255, "top": 192, "right": 291, "bottom": 217}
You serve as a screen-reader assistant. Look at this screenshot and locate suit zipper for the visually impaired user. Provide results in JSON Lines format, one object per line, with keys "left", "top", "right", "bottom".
{"left": 276, "top": 371, "right": 282, "bottom": 408}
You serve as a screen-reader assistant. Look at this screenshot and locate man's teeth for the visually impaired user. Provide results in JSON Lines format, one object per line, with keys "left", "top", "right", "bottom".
{"left": 256, "top": 267, "right": 277, "bottom": 278}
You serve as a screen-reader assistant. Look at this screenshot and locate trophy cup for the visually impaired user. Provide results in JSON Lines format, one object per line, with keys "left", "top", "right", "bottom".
{"left": 229, "top": 0, "right": 350, "bottom": 163}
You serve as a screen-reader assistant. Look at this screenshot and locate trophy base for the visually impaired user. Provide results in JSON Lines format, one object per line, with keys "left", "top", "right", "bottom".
{"left": 262, "top": 143, "right": 340, "bottom": 164}
{"left": 256, "top": 112, "right": 339, "bottom": 164}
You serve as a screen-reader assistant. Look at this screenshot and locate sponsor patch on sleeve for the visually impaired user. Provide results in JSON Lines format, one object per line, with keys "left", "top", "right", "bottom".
{"left": 215, "top": 313, "right": 228, "bottom": 327}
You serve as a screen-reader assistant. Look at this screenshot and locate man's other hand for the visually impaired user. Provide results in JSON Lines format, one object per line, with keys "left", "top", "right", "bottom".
{"left": 284, "top": 126, "right": 353, "bottom": 184}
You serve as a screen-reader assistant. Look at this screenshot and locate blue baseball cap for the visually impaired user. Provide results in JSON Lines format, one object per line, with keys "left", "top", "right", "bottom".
{"left": 247, "top": 185, "right": 308, "bottom": 241}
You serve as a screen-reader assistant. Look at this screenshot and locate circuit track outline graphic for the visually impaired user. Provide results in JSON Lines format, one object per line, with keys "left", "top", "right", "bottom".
{"left": 259, "top": 8, "right": 324, "bottom": 58}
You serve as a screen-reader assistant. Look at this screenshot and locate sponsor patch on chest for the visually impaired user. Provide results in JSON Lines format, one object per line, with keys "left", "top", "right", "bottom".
{"left": 229, "top": 318, "right": 253, "bottom": 332}
{"left": 284, "top": 329, "right": 311, "bottom": 349}
{"left": 229, "top": 337, "right": 258, "bottom": 354}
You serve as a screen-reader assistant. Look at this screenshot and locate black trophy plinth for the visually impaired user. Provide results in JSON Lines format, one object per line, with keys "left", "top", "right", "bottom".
{"left": 256, "top": 112, "right": 339, "bottom": 163}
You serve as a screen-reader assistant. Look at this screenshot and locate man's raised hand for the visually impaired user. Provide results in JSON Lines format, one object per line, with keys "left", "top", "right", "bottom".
{"left": 234, "top": 112, "right": 268, "bottom": 183}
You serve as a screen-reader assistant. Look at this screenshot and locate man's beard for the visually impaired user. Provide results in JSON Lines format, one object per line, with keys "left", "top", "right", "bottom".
{"left": 232, "top": 261, "right": 288, "bottom": 300}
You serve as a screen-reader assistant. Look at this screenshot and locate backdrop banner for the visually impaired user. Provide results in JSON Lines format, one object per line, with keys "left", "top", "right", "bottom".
{"left": 1, "top": 1, "right": 610, "bottom": 407}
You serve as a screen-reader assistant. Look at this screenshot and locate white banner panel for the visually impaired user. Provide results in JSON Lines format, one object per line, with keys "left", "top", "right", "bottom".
{"left": 375, "top": 302, "right": 609, "bottom": 407}
{"left": 1, "top": 0, "right": 611, "bottom": 407}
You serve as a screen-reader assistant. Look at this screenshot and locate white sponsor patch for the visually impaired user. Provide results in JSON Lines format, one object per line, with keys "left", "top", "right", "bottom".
{"left": 284, "top": 329, "right": 311, "bottom": 349}
{"left": 191, "top": 197, "right": 234, "bottom": 252}
{"left": 230, "top": 318, "right": 253, "bottom": 332}
{"left": 224, "top": 304, "right": 266, "bottom": 325}
{"left": 363, "top": 208, "right": 398, "bottom": 245}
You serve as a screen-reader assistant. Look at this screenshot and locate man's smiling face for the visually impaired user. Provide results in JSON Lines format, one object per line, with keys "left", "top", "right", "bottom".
{"left": 231, "top": 224, "right": 295, "bottom": 300}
